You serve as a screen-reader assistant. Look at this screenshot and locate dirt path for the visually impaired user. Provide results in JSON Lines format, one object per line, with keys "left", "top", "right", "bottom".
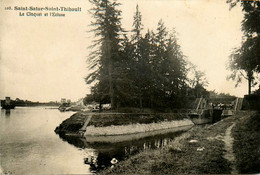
{"left": 223, "top": 123, "right": 237, "bottom": 174}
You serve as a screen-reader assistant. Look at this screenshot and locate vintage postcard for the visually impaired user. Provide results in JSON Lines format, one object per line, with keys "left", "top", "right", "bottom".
{"left": 1, "top": 0, "right": 259, "bottom": 174}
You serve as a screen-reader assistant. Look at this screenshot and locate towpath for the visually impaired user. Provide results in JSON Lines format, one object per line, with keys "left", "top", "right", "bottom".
{"left": 223, "top": 123, "right": 237, "bottom": 174}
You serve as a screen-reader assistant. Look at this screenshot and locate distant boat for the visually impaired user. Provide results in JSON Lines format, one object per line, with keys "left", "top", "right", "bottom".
{"left": 1, "top": 97, "right": 16, "bottom": 109}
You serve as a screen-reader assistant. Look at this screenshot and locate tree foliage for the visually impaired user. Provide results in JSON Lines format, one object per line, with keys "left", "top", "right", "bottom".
{"left": 187, "top": 62, "right": 209, "bottom": 98}
{"left": 86, "top": 0, "right": 124, "bottom": 109}
{"left": 227, "top": 0, "right": 260, "bottom": 94}
{"left": 85, "top": 2, "right": 208, "bottom": 110}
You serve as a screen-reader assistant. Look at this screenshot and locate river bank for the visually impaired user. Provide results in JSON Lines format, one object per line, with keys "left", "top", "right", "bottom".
{"left": 55, "top": 112, "right": 193, "bottom": 136}
{"left": 98, "top": 111, "right": 260, "bottom": 174}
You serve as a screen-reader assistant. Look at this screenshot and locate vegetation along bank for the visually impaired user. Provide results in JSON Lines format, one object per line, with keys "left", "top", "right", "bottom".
{"left": 98, "top": 111, "right": 260, "bottom": 174}
{"left": 55, "top": 112, "right": 193, "bottom": 136}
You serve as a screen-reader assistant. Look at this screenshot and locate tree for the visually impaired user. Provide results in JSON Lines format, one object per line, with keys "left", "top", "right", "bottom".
{"left": 138, "top": 30, "right": 154, "bottom": 108}
{"left": 186, "top": 62, "right": 208, "bottom": 98}
{"left": 86, "top": 3, "right": 191, "bottom": 110}
{"left": 132, "top": 4, "right": 143, "bottom": 54}
{"left": 163, "top": 30, "right": 188, "bottom": 107}
{"left": 147, "top": 20, "right": 188, "bottom": 108}
{"left": 116, "top": 34, "right": 137, "bottom": 107}
{"left": 227, "top": 0, "right": 260, "bottom": 95}
{"left": 228, "top": 46, "right": 258, "bottom": 95}
{"left": 131, "top": 5, "right": 145, "bottom": 109}
{"left": 86, "top": 0, "right": 124, "bottom": 109}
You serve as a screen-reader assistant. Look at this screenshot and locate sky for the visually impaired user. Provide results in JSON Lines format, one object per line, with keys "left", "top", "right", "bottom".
{"left": 0, "top": 0, "right": 249, "bottom": 102}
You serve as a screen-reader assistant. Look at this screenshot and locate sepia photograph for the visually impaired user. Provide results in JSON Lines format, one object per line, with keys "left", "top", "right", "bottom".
{"left": 0, "top": 0, "right": 260, "bottom": 174}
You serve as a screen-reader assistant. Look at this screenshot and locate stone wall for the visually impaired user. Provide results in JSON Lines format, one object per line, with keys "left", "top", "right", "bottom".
{"left": 85, "top": 119, "right": 194, "bottom": 136}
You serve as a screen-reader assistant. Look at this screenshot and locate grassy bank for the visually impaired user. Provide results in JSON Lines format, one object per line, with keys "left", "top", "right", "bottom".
{"left": 55, "top": 112, "right": 188, "bottom": 134}
{"left": 99, "top": 111, "right": 258, "bottom": 174}
{"left": 88, "top": 113, "right": 187, "bottom": 127}
{"left": 232, "top": 111, "right": 260, "bottom": 173}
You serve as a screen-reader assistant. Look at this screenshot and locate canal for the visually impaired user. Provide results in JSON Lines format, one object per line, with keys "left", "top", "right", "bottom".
{"left": 0, "top": 107, "right": 189, "bottom": 174}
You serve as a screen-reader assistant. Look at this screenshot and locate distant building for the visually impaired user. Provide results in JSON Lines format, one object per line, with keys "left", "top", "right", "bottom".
{"left": 5, "top": 97, "right": 11, "bottom": 105}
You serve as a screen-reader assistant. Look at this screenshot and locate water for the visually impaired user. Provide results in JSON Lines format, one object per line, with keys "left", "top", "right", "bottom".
{"left": 0, "top": 107, "right": 91, "bottom": 174}
{"left": 0, "top": 107, "right": 190, "bottom": 174}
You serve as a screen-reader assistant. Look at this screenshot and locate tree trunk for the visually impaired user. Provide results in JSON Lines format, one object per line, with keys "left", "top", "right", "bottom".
{"left": 105, "top": 0, "right": 115, "bottom": 110}
{"left": 108, "top": 56, "right": 115, "bottom": 109}
{"left": 99, "top": 101, "right": 102, "bottom": 112}
{"left": 248, "top": 71, "right": 252, "bottom": 95}
{"left": 248, "top": 77, "right": 252, "bottom": 95}
{"left": 107, "top": 42, "right": 115, "bottom": 109}
{"left": 139, "top": 93, "right": 142, "bottom": 111}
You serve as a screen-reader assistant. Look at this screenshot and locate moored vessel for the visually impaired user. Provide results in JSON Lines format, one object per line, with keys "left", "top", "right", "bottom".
{"left": 1, "top": 97, "right": 15, "bottom": 109}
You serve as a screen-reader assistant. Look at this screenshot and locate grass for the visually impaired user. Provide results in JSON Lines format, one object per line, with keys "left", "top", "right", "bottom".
{"left": 232, "top": 111, "right": 260, "bottom": 173}
{"left": 88, "top": 113, "right": 188, "bottom": 127}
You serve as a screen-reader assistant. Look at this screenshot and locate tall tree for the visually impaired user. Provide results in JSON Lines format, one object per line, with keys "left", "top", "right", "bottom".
{"left": 153, "top": 20, "right": 168, "bottom": 93}
{"left": 148, "top": 20, "right": 188, "bottom": 108}
{"left": 132, "top": 4, "right": 143, "bottom": 53}
{"left": 163, "top": 29, "right": 188, "bottom": 107}
{"left": 116, "top": 34, "right": 137, "bottom": 107}
{"left": 228, "top": 46, "right": 258, "bottom": 95}
{"left": 86, "top": 0, "right": 124, "bottom": 109}
{"left": 132, "top": 4, "right": 144, "bottom": 109}
{"left": 227, "top": 0, "right": 260, "bottom": 95}
{"left": 139, "top": 30, "right": 154, "bottom": 108}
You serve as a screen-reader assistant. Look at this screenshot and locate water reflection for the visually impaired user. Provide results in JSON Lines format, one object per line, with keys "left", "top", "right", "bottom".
{"left": 5, "top": 109, "right": 11, "bottom": 117}
{"left": 58, "top": 125, "right": 192, "bottom": 173}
